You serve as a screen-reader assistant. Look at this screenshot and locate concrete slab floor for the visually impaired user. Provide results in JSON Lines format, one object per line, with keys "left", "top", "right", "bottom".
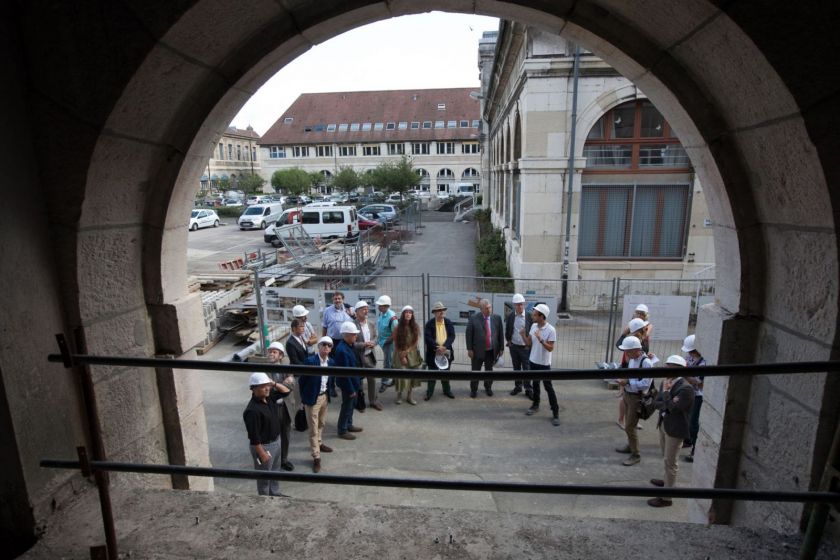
{"left": 21, "top": 487, "right": 838, "bottom": 559}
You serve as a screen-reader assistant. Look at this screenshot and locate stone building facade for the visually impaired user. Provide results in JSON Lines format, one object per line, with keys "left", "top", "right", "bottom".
{"left": 479, "top": 26, "right": 715, "bottom": 282}
{"left": 201, "top": 125, "right": 261, "bottom": 192}
{"left": 258, "top": 88, "right": 482, "bottom": 195}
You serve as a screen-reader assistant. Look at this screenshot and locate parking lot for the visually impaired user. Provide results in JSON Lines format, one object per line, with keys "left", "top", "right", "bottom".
{"left": 187, "top": 219, "right": 273, "bottom": 274}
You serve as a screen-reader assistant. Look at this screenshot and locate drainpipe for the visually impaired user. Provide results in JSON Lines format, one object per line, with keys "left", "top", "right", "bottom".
{"left": 560, "top": 45, "right": 581, "bottom": 312}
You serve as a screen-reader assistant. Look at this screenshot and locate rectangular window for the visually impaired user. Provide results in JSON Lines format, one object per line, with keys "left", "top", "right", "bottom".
{"left": 611, "top": 106, "right": 636, "bottom": 138}
{"left": 314, "top": 124, "right": 325, "bottom": 132}
{"left": 512, "top": 176, "right": 521, "bottom": 239}
{"left": 386, "top": 122, "right": 396, "bottom": 130}
{"left": 327, "top": 124, "right": 337, "bottom": 132}
{"left": 640, "top": 103, "right": 665, "bottom": 137}
{"left": 460, "top": 120, "right": 469, "bottom": 128}
{"left": 284, "top": 117, "right": 294, "bottom": 123}
{"left": 398, "top": 122, "right": 408, "bottom": 130}
{"left": 362, "top": 145, "right": 381, "bottom": 156}
{"left": 301, "top": 212, "right": 320, "bottom": 225}
{"left": 374, "top": 122, "right": 384, "bottom": 131}
{"left": 339, "top": 124, "right": 349, "bottom": 132}
{"left": 236, "top": 145, "right": 242, "bottom": 160}
{"left": 412, "top": 142, "right": 430, "bottom": 155}
{"left": 447, "top": 120, "right": 457, "bottom": 128}
{"left": 434, "top": 121, "right": 444, "bottom": 129}
{"left": 422, "top": 121, "right": 432, "bottom": 129}
{"left": 437, "top": 103, "right": 446, "bottom": 110}
{"left": 362, "top": 123, "right": 372, "bottom": 131}
{"left": 461, "top": 142, "right": 480, "bottom": 154}
{"left": 410, "top": 122, "right": 420, "bottom": 129}
{"left": 322, "top": 211, "right": 344, "bottom": 224}
{"left": 291, "top": 145, "right": 308, "bottom": 158}
{"left": 436, "top": 142, "right": 455, "bottom": 154}
{"left": 471, "top": 120, "right": 480, "bottom": 128}
{"left": 228, "top": 144, "right": 233, "bottom": 159}
{"left": 252, "top": 147, "right": 257, "bottom": 161}
{"left": 582, "top": 144, "right": 632, "bottom": 168}
{"left": 339, "top": 145, "right": 356, "bottom": 157}
{"left": 388, "top": 143, "right": 405, "bottom": 155}
{"left": 218, "top": 143, "right": 224, "bottom": 159}
{"left": 350, "top": 123, "right": 360, "bottom": 131}
{"left": 269, "top": 146, "right": 286, "bottom": 159}
{"left": 578, "top": 184, "right": 689, "bottom": 258}
{"left": 316, "top": 145, "right": 333, "bottom": 157}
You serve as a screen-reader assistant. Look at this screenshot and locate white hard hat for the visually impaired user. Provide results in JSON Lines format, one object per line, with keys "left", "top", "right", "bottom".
{"left": 268, "top": 341, "right": 285, "bottom": 353}
{"left": 628, "top": 318, "right": 649, "bottom": 333}
{"left": 375, "top": 295, "right": 392, "bottom": 306}
{"left": 317, "top": 336, "right": 334, "bottom": 346}
{"left": 340, "top": 321, "right": 360, "bottom": 334}
{"left": 249, "top": 372, "right": 271, "bottom": 388}
{"left": 666, "top": 355, "right": 687, "bottom": 367}
{"left": 292, "top": 305, "right": 308, "bottom": 317}
{"left": 401, "top": 305, "right": 414, "bottom": 313}
{"left": 533, "top": 303, "right": 550, "bottom": 318}
{"left": 635, "top": 303, "right": 649, "bottom": 314}
{"left": 512, "top": 293, "right": 526, "bottom": 304}
{"left": 434, "top": 354, "right": 449, "bottom": 369}
{"left": 681, "top": 334, "right": 696, "bottom": 353}
{"left": 618, "top": 336, "right": 642, "bottom": 351}
{"left": 354, "top": 300, "right": 369, "bottom": 311}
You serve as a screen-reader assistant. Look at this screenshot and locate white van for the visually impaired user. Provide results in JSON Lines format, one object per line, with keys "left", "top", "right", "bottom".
{"left": 238, "top": 203, "right": 283, "bottom": 230}
{"left": 454, "top": 183, "right": 476, "bottom": 196}
{"left": 265, "top": 205, "right": 359, "bottom": 245}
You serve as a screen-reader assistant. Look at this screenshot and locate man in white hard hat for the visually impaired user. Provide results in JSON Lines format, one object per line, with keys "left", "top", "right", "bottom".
{"left": 243, "top": 371, "right": 291, "bottom": 496}
{"left": 353, "top": 300, "right": 383, "bottom": 411}
{"left": 522, "top": 303, "right": 560, "bottom": 426}
{"left": 375, "top": 295, "right": 398, "bottom": 392}
{"left": 681, "top": 334, "right": 707, "bottom": 463}
{"left": 301, "top": 337, "right": 336, "bottom": 473}
{"left": 334, "top": 321, "right": 363, "bottom": 440}
{"left": 648, "top": 355, "right": 695, "bottom": 508}
{"left": 266, "top": 341, "right": 295, "bottom": 471}
{"left": 424, "top": 301, "right": 456, "bottom": 400}
{"left": 505, "top": 293, "right": 534, "bottom": 398}
{"left": 615, "top": 336, "right": 653, "bottom": 466}
{"left": 292, "top": 304, "right": 318, "bottom": 353}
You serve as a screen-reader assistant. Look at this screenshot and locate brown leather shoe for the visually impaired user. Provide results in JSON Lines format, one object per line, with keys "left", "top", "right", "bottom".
{"left": 313, "top": 458, "right": 321, "bottom": 473}
{"left": 339, "top": 433, "right": 356, "bottom": 440}
{"left": 370, "top": 402, "right": 383, "bottom": 411}
{"left": 319, "top": 444, "right": 333, "bottom": 453}
{"left": 348, "top": 426, "right": 363, "bottom": 433}
{"left": 647, "top": 497, "right": 672, "bottom": 508}
{"left": 650, "top": 478, "right": 665, "bottom": 487}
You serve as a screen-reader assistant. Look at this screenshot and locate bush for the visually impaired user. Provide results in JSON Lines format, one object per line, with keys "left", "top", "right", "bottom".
{"left": 214, "top": 206, "right": 244, "bottom": 218}
{"left": 475, "top": 217, "right": 514, "bottom": 292}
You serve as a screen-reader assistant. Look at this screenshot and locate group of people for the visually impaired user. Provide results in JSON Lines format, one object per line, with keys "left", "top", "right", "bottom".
{"left": 242, "top": 292, "right": 708, "bottom": 507}
{"left": 612, "top": 302, "right": 707, "bottom": 508}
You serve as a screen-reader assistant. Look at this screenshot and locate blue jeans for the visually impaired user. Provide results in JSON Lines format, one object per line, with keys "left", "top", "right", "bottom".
{"left": 380, "top": 341, "right": 394, "bottom": 385}
{"left": 337, "top": 390, "right": 356, "bottom": 434}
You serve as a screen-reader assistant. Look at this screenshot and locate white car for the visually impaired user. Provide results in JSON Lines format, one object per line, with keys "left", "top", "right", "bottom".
{"left": 189, "top": 209, "right": 220, "bottom": 231}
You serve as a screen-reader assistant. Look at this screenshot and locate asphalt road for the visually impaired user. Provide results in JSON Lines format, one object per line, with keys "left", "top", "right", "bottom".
{"left": 187, "top": 220, "right": 273, "bottom": 274}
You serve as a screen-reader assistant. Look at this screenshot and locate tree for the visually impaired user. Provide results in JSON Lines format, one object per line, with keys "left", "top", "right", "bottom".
{"left": 332, "top": 166, "right": 360, "bottom": 193}
{"left": 271, "top": 168, "right": 312, "bottom": 195}
{"left": 365, "top": 156, "right": 419, "bottom": 199}
{"left": 217, "top": 176, "right": 230, "bottom": 191}
{"left": 239, "top": 173, "right": 266, "bottom": 194}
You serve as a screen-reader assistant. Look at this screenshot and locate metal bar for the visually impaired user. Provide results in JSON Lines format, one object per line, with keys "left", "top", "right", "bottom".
{"left": 254, "top": 269, "right": 266, "bottom": 353}
{"left": 46, "top": 351, "right": 840, "bottom": 381}
{"left": 39, "top": 459, "right": 840, "bottom": 504}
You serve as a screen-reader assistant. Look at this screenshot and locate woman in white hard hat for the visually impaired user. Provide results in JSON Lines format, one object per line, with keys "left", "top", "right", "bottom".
{"left": 392, "top": 305, "right": 422, "bottom": 405}
{"left": 681, "top": 334, "right": 707, "bottom": 463}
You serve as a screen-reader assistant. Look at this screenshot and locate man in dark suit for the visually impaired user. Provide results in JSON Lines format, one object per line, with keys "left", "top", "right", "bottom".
{"left": 505, "top": 293, "right": 534, "bottom": 398}
{"left": 465, "top": 298, "right": 504, "bottom": 397}
{"left": 285, "top": 318, "right": 309, "bottom": 416}
{"left": 648, "top": 355, "right": 696, "bottom": 507}
{"left": 424, "top": 301, "right": 456, "bottom": 400}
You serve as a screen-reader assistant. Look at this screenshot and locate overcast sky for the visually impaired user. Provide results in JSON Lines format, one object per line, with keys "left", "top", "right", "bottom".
{"left": 230, "top": 12, "right": 499, "bottom": 135}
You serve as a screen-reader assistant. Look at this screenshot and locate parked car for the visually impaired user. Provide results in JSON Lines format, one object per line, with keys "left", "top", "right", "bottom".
{"left": 357, "top": 212, "right": 382, "bottom": 230}
{"left": 246, "top": 195, "right": 272, "bottom": 205}
{"left": 223, "top": 198, "right": 243, "bottom": 207}
{"left": 386, "top": 193, "right": 403, "bottom": 203}
{"left": 189, "top": 209, "right": 220, "bottom": 231}
{"left": 359, "top": 204, "right": 398, "bottom": 225}
{"left": 238, "top": 202, "right": 284, "bottom": 230}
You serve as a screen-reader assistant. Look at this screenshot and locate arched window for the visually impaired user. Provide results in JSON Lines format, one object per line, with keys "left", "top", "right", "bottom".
{"left": 462, "top": 168, "right": 479, "bottom": 179}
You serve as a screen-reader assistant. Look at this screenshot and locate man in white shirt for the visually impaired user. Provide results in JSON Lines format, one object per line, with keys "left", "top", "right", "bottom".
{"left": 522, "top": 303, "right": 560, "bottom": 426}
{"left": 615, "top": 335, "right": 653, "bottom": 466}
{"left": 300, "top": 337, "right": 336, "bottom": 473}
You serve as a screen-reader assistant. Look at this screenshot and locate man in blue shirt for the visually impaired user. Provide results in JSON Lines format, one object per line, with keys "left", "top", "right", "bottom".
{"left": 322, "top": 291, "right": 352, "bottom": 341}
{"left": 334, "top": 321, "right": 364, "bottom": 440}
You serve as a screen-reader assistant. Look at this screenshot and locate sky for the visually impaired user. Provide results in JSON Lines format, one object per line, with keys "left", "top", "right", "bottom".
{"left": 230, "top": 12, "right": 499, "bottom": 135}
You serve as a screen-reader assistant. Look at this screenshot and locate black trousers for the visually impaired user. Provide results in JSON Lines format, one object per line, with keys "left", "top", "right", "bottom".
{"left": 509, "top": 344, "right": 532, "bottom": 390}
{"left": 470, "top": 352, "right": 495, "bottom": 391}
{"left": 279, "top": 402, "right": 291, "bottom": 462}
{"left": 529, "top": 361, "right": 559, "bottom": 415}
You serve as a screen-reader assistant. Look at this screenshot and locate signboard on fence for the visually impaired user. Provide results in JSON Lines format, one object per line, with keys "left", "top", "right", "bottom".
{"left": 622, "top": 295, "right": 691, "bottom": 341}
{"left": 261, "top": 287, "right": 322, "bottom": 328}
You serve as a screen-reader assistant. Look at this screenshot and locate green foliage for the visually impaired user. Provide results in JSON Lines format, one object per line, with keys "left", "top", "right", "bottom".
{"left": 271, "top": 168, "right": 312, "bottom": 195}
{"left": 239, "top": 173, "right": 266, "bottom": 194}
{"left": 363, "top": 156, "right": 420, "bottom": 195}
{"left": 332, "top": 166, "right": 360, "bottom": 192}
{"left": 218, "top": 176, "right": 231, "bottom": 190}
{"left": 475, "top": 212, "right": 514, "bottom": 292}
{"left": 214, "top": 206, "right": 244, "bottom": 218}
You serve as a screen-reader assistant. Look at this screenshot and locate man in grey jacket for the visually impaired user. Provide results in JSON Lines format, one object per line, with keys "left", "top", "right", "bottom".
{"left": 353, "top": 300, "right": 382, "bottom": 411}
{"left": 465, "top": 299, "right": 504, "bottom": 398}
{"left": 648, "top": 355, "right": 696, "bottom": 507}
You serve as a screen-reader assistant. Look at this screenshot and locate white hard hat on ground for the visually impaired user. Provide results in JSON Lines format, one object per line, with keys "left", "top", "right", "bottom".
{"left": 618, "top": 336, "right": 642, "bottom": 351}
{"left": 681, "top": 334, "right": 696, "bottom": 353}
{"left": 249, "top": 372, "right": 272, "bottom": 388}
{"left": 666, "top": 355, "right": 687, "bottom": 367}
{"left": 340, "top": 321, "right": 360, "bottom": 334}
{"left": 533, "top": 303, "right": 550, "bottom": 318}
{"left": 268, "top": 341, "right": 285, "bottom": 353}
{"left": 292, "top": 305, "right": 308, "bottom": 317}
{"left": 434, "top": 354, "right": 449, "bottom": 369}
{"left": 628, "top": 318, "right": 649, "bottom": 333}
{"left": 512, "top": 293, "right": 526, "bottom": 304}
{"left": 375, "top": 295, "right": 392, "bottom": 306}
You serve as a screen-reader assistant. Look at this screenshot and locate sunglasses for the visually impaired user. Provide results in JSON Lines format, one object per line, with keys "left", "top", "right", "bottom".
{"left": 319, "top": 342, "right": 333, "bottom": 347}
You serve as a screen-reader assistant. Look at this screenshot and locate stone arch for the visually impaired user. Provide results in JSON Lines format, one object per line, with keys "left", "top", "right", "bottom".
{"left": 7, "top": 1, "right": 838, "bottom": 546}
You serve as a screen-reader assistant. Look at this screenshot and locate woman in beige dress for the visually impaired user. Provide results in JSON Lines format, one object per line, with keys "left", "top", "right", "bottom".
{"left": 392, "top": 305, "right": 423, "bottom": 405}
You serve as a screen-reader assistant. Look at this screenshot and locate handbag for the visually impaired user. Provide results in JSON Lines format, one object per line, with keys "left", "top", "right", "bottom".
{"left": 355, "top": 388, "right": 367, "bottom": 411}
{"left": 406, "top": 347, "right": 423, "bottom": 369}
{"left": 294, "top": 408, "right": 308, "bottom": 432}
{"left": 636, "top": 380, "right": 659, "bottom": 420}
